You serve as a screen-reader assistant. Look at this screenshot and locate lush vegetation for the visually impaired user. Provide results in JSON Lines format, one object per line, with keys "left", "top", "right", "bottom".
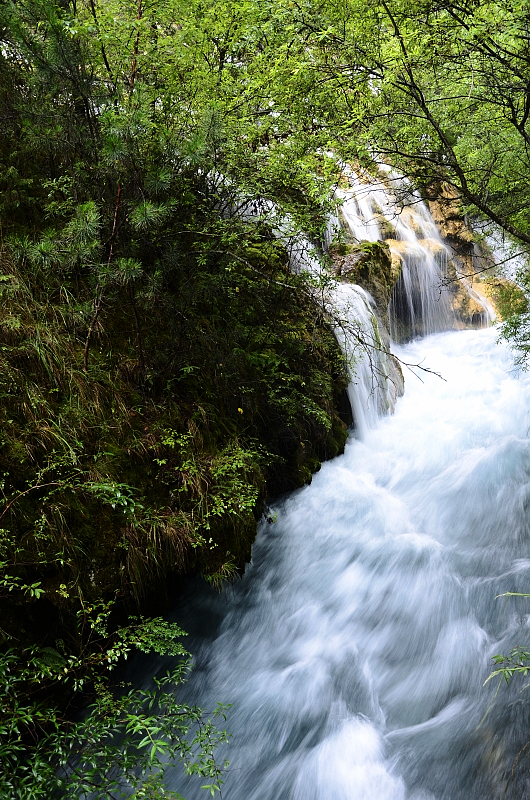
{"left": 1, "top": 613, "right": 231, "bottom": 798}
{"left": 0, "top": 8, "right": 354, "bottom": 623}
{"left": 3, "top": 0, "right": 530, "bottom": 794}
{"left": 0, "top": 1, "right": 355, "bottom": 794}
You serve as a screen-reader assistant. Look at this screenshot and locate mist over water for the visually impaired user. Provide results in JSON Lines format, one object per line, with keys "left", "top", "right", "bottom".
{"left": 145, "top": 327, "right": 530, "bottom": 799}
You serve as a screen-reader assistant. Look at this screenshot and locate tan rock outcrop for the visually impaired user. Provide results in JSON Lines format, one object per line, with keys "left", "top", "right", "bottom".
{"left": 425, "top": 182, "right": 475, "bottom": 275}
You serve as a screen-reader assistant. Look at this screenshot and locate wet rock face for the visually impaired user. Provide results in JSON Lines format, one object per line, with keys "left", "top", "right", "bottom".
{"left": 425, "top": 182, "right": 475, "bottom": 274}
{"left": 446, "top": 260, "right": 490, "bottom": 327}
{"left": 329, "top": 240, "right": 399, "bottom": 319}
{"left": 329, "top": 240, "right": 404, "bottom": 402}
{"left": 425, "top": 183, "right": 492, "bottom": 328}
{"left": 378, "top": 317, "right": 405, "bottom": 402}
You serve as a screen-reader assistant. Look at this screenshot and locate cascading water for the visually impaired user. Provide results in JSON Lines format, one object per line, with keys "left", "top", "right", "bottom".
{"left": 330, "top": 282, "right": 400, "bottom": 435}
{"left": 278, "top": 215, "right": 402, "bottom": 433}
{"left": 141, "top": 327, "right": 530, "bottom": 800}
{"left": 131, "top": 179, "right": 530, "bottom": 799}
{"left": 232, "top": 168, "right": 466, "bottom": 429}
{"left": 332, "top": 169, "right": 459, "bottom": 340}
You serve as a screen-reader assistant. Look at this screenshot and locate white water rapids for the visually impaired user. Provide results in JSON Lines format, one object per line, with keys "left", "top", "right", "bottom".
{"left": 136, "top": 326, "right": 530, "bottom": 799}
{"left": 131, "top": 180, "right": 530, "bottom": 798}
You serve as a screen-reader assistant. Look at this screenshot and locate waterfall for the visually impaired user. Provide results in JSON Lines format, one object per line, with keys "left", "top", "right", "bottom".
{"left": 319, "top": 166, "right": 477, "bottom": 430}
{"left": 129, "top": 179, "right": 528, "bottom": 799}
{"left": 330, "top": 282, "right": 400, "bottom": 436}
{"left": 332, "top": 168, "right": 467, "bottom": 340}
{"left": 232, "top": 168, "right": 484, "bottom": 432}
{"left": 143, "top": 326, "right": 530, "bottom": 800}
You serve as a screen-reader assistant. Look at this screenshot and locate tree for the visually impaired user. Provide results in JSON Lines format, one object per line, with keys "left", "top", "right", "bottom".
{"left": 277, "top": 0, "right": 530, "bottom": 248}
{"left": 0, "top": 5, "right": 351, "bottom": 767}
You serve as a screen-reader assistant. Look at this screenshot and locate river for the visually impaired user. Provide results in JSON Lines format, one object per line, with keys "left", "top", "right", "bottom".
{"left": 139, "top": 324, "right": 530, "bottom": 799}
{"left": 133, "top": 171, "right": 530, "bottom": 798}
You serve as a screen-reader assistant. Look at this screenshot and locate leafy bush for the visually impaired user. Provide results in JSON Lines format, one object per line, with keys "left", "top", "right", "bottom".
{"left": 0, "top": 615, "right": 229, "bottom": 799}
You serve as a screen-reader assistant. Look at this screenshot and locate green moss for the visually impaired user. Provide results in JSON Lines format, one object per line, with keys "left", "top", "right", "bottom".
{"left": 483, "top": 277, "right": 528, "bottom": 320}
{"left": 0, "top": 222, "right": 350, "bottom": 645}
{"left": 330, "top": 239, "right": 399, "bottom": 315}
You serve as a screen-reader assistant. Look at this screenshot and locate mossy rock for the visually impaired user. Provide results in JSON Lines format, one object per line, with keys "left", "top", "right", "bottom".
{"left": 482, "top": 277, "right": 528, "bottom": 320}
{"left": 0, "top": 219, "right": 353, "bottom": 644}
{"left": 375, "top": 215, "right": 397, "bottom": 240}
{"left": 329, "top": 240, "right": 400, "bottom": 315}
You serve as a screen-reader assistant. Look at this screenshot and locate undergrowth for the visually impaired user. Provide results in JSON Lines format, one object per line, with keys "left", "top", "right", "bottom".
{"left": 0, "top": 223, "right": 349, "bottom": 646}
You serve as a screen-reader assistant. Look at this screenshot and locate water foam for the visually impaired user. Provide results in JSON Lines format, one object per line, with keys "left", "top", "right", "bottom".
{"left": 144, "top": 327, "right": 530, "bottom": 800}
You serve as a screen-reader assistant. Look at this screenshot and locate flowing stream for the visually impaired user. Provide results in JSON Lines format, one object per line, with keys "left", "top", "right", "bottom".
{"left": 149, "top": 327, "right": 530, "bottom": 800}
{"left": 134, "top": 179, "right": 530, "bottom": 798}
{"left": 332, "top": 167, "right": 457, "bottom": 339}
